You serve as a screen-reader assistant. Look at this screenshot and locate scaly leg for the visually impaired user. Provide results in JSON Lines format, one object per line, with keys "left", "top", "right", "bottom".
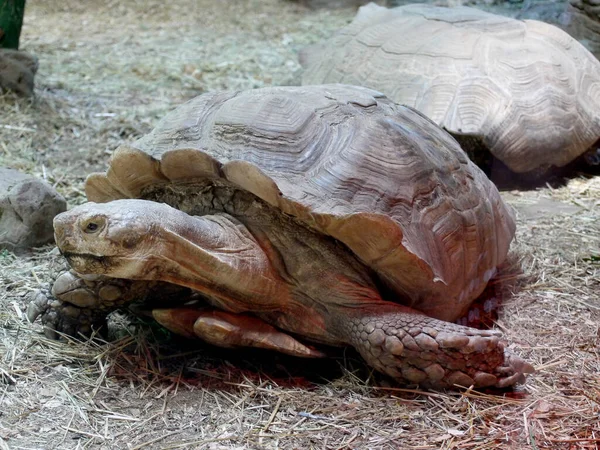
{"left": 26, "top": 270, "right": 189, "bottom": 339}
{"left": 334, "top": 303, "right": 534, "bottom": 389}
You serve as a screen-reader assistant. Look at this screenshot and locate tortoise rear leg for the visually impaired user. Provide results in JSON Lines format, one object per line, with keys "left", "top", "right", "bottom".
{"left": 335, "top": 303, "right": 534, "bottom": 389}
{"left": 153, "top": 308, "right": 325, "bottom": 358}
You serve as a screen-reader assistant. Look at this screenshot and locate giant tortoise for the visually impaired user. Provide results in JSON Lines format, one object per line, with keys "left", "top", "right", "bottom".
{"left": 27, "top": 84, "right": 533, "bottom": 389}
{"left": 301, "top": 4, "right": 600, "bottom": 175}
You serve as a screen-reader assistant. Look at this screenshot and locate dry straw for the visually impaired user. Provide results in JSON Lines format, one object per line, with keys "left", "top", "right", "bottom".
{"left": 1, "top": 0, "right": 599, "bottom": 448}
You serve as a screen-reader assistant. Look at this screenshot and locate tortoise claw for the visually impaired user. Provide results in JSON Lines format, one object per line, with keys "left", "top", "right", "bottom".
{"left": 26, "top": 290, "right": 50, "bottom": 324}
{"left": 495, "top": 352, "right": 535, "bottom": 388}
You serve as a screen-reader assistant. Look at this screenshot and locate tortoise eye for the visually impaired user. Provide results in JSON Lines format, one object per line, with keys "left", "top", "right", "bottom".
{"left": 83, "top": 218, "right": 104, "bottom": 234}
{"left": 85, "top": 222, "right": 99, "bottom": 233}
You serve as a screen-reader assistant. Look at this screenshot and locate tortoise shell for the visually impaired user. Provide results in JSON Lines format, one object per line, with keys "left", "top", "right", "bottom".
{"left": 300, "top": 4, "right": 600, "bottom": 174}
{"left": 85, "top": 84, "right": 515, "bottom": 321}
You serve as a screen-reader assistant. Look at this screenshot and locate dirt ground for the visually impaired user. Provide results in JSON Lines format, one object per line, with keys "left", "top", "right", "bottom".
{"left": 0, "top": 0, "right": 599, "bottom": 448}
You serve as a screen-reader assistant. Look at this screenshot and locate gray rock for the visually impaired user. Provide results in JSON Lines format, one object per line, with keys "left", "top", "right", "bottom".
{"left": 291, "top": 0, "right": 384, "bottom": 9}
{"left": 563, "top": 0, "right": 600, "bottom": 59}
{"left": 0, "top": 49, "right": 39, "bottom": 97}
{"left": 0, "top": 167, "right": 66, "bottom": 251}
{"left": 516, "top": 1, "right": 569, "bottom": 24}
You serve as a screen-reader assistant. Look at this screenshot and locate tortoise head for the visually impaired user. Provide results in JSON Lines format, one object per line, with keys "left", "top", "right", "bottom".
{"left": 53, "top": 199, "right": 171, "bottom": 279}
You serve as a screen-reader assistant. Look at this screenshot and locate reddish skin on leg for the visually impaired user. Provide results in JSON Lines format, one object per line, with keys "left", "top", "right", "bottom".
{"left": 153, "top": 308, "right": 325, "bottom": 358}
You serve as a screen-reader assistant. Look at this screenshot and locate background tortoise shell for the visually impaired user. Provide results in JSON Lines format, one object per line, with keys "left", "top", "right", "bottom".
{"left": 300, "top": 4, "right": 600, "bottom": 174}
{"left": 85, "top": 84, "right": 515, "bottom": 322}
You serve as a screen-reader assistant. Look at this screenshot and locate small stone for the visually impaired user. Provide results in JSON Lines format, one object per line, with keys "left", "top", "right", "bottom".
{"left": 0, "top": 167, "right": 66, "bottom": 251}
{"left": 385, "top": 336, "right": 404, "bottom": 356}
{"left": 0, "top": 49, "right": 38, "bottom": 97}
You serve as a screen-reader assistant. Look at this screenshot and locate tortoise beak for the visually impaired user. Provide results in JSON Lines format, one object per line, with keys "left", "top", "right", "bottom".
{"left": 53, "top": 210, "right": 77, "bottom": 252}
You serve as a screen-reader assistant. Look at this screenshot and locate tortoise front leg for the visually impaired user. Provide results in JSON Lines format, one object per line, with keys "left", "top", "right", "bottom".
{"left": 334, "top": 303, "right": 534, "bottom": 389}
{"left": 27, "top": 289, "right": 110, "bottom": 340}
{"left": 26, "top": 271, "right": 184, "bottom": 339}
{"left": 153, "top": 308, "right": 325, "bottom": 358}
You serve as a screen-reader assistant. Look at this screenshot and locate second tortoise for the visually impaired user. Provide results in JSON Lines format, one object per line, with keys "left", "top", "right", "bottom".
{"left": 301, "top": 4, "right": 600, "bottom": 175}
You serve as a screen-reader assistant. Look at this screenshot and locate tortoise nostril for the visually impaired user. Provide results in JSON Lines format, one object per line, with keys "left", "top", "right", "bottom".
{"left": 54, "top": 227, "right": 72, "bottom": 250}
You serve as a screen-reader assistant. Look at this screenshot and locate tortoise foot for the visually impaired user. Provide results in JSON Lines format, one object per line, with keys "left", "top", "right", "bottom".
{"left": 26, "top": 270, "right": 150, "bottom": 340}
{"left": 26, "top": 289, "right": 108, "bottom": 340}
{"left": 343, "top": 306, "right": 534, "bottom": 390}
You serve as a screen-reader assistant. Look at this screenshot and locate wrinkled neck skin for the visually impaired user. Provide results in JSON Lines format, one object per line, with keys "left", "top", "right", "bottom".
{"left": 135, "top": 181, "right": 387, "bottom": 344}
{"left": 58, "top": 181, "right": 388, "bottom": 345}
{"left": 141, "top": 181, "right": 384, "bottom": 307}
{"left": 137, "top": 209, "right": 292, "bottom": 315}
